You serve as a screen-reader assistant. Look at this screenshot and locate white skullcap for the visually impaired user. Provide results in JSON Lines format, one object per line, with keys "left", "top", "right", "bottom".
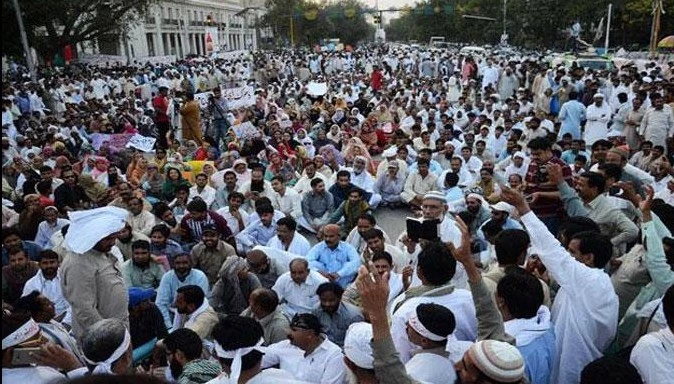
{"left": 513, "top": 151, "right": 527, "bottom": 159}
{"left": 593, "top": 93, "right": 605, "bottom": 99}
{"left": 468, "top": 340, "right": 524, "bottom": 383}
{"left": 490, "top": 202, "right": 514, "bottom": 214}
{"left": 382, "top": 146, "right": 397, "bottom": 158}
{"left": 344, "top": 322, "right": 374, "bottom": 369}
{"left": 424, "top": 191, "right": 447, "bottom": 202}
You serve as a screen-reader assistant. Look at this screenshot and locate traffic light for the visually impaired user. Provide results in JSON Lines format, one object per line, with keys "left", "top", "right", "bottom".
{"left": 373, "top": 14, "right": 381, "bottom": 24}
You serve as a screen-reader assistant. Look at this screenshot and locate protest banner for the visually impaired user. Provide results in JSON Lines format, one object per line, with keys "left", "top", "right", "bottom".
{"left": 126, "top": 134, "right": 157, "bottom": 152}
{"left": 194, "top": 85, "right": 255, "bottom": 110}
{"left": 306, "top": 82, "right": 328, "bottom": 96}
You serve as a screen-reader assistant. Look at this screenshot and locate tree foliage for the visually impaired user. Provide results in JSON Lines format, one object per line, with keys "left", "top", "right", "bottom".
{"left": 385, "top": 0, "right": 674, "bottom": 50}
{"left": 3, "top": 0, "right": 152, "bottom": 60}
{"left": 261, "top": 0, "right": 374, "bottom": 47}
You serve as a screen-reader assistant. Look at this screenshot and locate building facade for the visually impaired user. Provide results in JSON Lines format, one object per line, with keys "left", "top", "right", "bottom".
{"left": 116, "top": 0, "right": 266, "bottom": 58}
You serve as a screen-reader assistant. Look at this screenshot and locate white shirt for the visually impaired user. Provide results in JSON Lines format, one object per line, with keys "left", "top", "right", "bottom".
{"left": 34, "top": 218, "right": 70, "bottom": 248}
{"left": 216, "top": 206, "right": 250, "bottom": 235}
{"left": 261, "top": 338, "right": 346, "bottom": 384}
{"left": 22, "top": 269, "right": 72, "bottom": 326}
{"left": 270, "top": 188, "right": 302, "bottom": 220}
{"left": 206, "top": 368, "right": 301, "bottom": 384}
{"left": 272, "top": 270, "right": 328, "bottom": 317}
{"left": 267, "top": 233, "right": 311, "bottom": 256}
{"left": 521, "top": 211, "right": 619, "bottom": 384}
{"left": 127, "top": 210, "right": 156, "bottom": 237}
{"left": 189, "top": 184, "right": 217, "bottom": 208}
{"left": 630, "top": 327, "right": 674, "bottom": 384}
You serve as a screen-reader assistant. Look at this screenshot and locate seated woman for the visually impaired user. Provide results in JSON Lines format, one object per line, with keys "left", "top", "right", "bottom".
{"left": 264, "top": 151, "right": 298, "bottom": 186}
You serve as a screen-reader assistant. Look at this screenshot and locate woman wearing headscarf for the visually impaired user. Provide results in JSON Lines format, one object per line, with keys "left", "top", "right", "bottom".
{"left": 264, "top": 150, "right": 299, "bottom": 186}
{"left": 90, "top": 156, "right": 110, "bottom": 185}
{"left": 343, "top": 137, "right": 375, "bottom": 173}
{"left": 209, "top": 256, "right": 261, "bottom": 315}
{"left": 318, "top": 144, "right": 345, "bottom": 171}
{"left": 326, "top": 124, "right": 343, "bottom": 147}
{"left": 358, "top": 117, "right": 380, "bottom": 154}
{"left": 127, "top": 156, "right": 149, "bottom": 188}
{"left": 331, "top": 108, "right": 346, "bottom": 126}
{"left": 162, "top": 166, "right": 191, "bottom": 201}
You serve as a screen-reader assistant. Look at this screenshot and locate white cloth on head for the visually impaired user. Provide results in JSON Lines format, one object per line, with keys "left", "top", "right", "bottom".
{"left": 84, "top": 329, "right": 131, "bottom": 375}
{"left": 408, "top": 312, "right": 446, "bottom": 342}
{"left": 65, "top": 207, "right": 128, "bottom": 254}
{"left": 343, "top": 322, "right": 374, "bottom": 369}
{"left": 215, "top": 337, "right": 267, "bottom": 384}
{"left": 406, "top": 352, "right": 457, "bottom": 384}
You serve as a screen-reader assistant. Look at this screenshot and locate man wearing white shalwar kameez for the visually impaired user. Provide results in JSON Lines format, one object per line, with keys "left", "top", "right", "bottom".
{"left": 584, "top": 93, "right": 612, "bottom": 149}
{"left": 507, "top": 194, "right": 618, "bottom": 384}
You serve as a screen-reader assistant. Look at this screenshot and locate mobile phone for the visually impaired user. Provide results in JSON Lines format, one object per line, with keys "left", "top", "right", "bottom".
{"left": 11, "top": 347, "right": 41, "bottom": 366}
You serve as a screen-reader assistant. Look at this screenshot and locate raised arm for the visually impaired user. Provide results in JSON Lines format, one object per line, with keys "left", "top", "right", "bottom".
{"left": 451, "top": 218, "right": 514, "bottom": 344}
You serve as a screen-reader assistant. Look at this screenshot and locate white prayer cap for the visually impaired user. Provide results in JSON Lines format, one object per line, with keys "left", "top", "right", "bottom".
{"left": 65, "top": 206, "right": 128, "bottom": 254}
{"left": 423, "top": 191, "right": 447, "bottom": 202}
{"left": 513, "top": 151, "right": 527, "bottom": 159}
{"left": 642, "top": 76, "right": 653, "bottom": 83}
{"left": 468, "top": 340, "right": 524, "bottom": 383}
{"left": 490, "top": 201, "right": 514, "bottom": 215}
{"left": 382, "top": 146, "right": 397, "bottom": 158}
{"left": 344, "top": 322, "right": 374, "bottom": 369}
{"left": 593, "top": 93, "right": 605, "bottom": 99}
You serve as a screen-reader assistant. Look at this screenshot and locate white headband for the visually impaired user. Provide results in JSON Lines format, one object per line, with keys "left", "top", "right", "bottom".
{"left": 2, "top": 318, "right": 39, "bottom": 350}
{"left": 408, "top": 313, "right": 446, "bottom": 342}
{"left": 84, "top": 330, "right": 131, "bottom": 375}
{"left": 215, "top": 337, "right": 266, "bottom": 383}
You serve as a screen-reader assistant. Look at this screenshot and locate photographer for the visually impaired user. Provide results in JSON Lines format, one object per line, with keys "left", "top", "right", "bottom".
{"left": 523, "top": 137, "right": 572, "bottom": 235}
{"left": 208, "top": 87, "right": 229, "bottom": 150}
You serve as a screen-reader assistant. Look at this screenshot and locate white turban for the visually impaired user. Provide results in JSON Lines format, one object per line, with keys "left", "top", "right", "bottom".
{"left": 65, "top": 206, "right": 129, "bottom": 254}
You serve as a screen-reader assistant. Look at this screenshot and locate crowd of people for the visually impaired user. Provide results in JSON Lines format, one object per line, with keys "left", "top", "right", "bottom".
{"left": 2, "top": 44, "right": 674, "bottom": 384}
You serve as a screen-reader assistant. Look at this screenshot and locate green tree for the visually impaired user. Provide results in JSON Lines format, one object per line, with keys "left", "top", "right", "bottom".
{"left": 385, "top": 0, "right": 669, "bottom": 49}
{"left": 261, "top": 0, "right": 373, "bottom": 47}
{"left": 3, "top": 0, "right": 152, "bottom": 61}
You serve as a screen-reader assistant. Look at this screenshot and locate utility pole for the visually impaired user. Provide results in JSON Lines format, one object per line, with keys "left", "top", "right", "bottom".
{"left": 649, "top": 0, "right": 663, "bottom": 58}
{"left": 290, "top": 15, "right": 294, "bottom": 47}
{"left": 12, "top": 0, "right": 36, "bottom": 81}
{"left": 604, "top": 3, "right": 612, "bottom": 54}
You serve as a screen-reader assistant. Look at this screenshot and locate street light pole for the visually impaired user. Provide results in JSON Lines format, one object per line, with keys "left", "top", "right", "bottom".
{"left": 11, "top": 0, "right": 36, "bottom": 81}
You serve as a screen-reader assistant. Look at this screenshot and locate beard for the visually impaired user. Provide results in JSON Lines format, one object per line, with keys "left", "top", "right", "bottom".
{"left": 169, "top": 358, "right": 183, "bottom": 379}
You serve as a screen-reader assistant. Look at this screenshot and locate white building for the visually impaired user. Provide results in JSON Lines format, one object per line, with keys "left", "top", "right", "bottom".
{"left": 108, "top": 0, "right": 267, "bottom": 58}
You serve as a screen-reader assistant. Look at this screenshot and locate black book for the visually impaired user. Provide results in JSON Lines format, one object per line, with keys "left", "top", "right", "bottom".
{"left": 406, "top": 217, "right": 440, "bottom": 242}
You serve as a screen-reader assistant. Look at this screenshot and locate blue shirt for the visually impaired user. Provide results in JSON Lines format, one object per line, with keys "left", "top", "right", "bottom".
{"left": 519, "top": 327, "right": 556, "bottom": 384}
{"left": 306, "top": 241, "right": 360, "bottom": 287}
{"left": 560, "top": 149, "right": 590, "bottom": 165}
{"left": 155, "top": 269, "right": 210, "bottom": 329}
{"left": 558, "top": 100, "right": 586, "bottom": 140}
